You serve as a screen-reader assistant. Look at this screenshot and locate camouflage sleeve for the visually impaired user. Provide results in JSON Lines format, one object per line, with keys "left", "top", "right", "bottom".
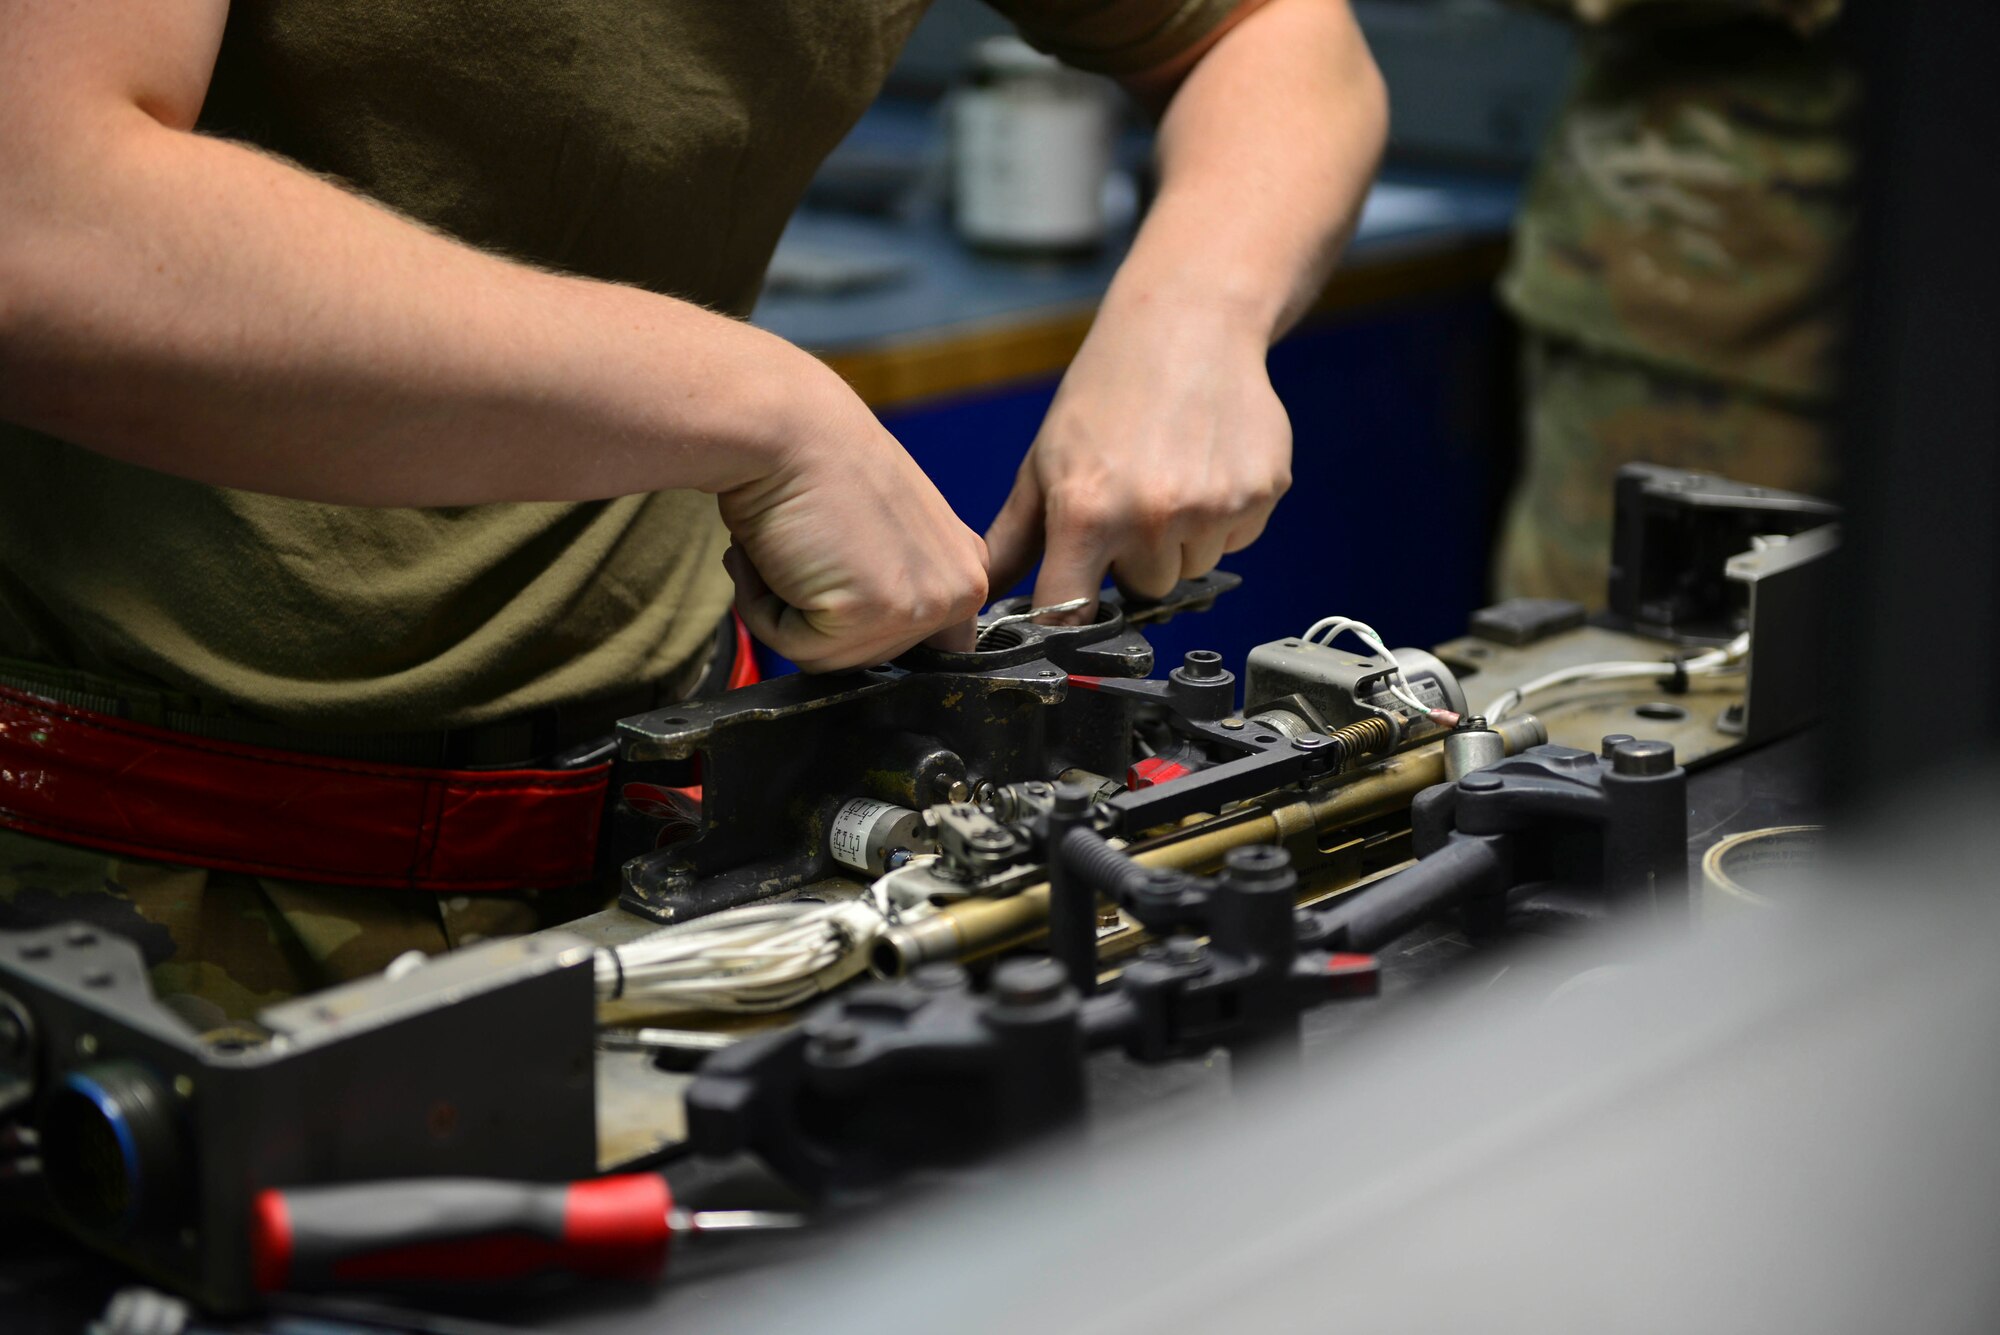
{"left": 1513, "top": 0, "right": 1840, "bottom": 35}
{"left": 1499, "top": 24, "right": 1857, "bottom": 403}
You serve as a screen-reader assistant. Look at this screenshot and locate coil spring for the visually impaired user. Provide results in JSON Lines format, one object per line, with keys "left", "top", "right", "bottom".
{"left": 1326, "top": 715, "right": 1394, "bottom": 769}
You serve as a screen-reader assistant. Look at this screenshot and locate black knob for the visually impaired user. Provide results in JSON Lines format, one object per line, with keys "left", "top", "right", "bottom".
{"left": 1224, "top": 845, "right": 1295, "bottom": 893}
{"left": 38, "top": 1060, "right": 184, "bottom": 1239}
{"left": 1611, "top": 739, "right": 1676, "bottom": 776}
{"left": 993, "top": 957, "right": 1068, "bottom": 1007}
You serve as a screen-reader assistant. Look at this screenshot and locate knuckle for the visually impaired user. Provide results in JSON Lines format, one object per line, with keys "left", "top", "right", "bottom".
{"left": 1130, "top": 487, "right": 1180, "bottom": 538}
{"left": 1190, "top": 490, "right": 1237, "bottom": 525}
{"left": 1053, "top": 488, "right": 1117, "bottom": 538}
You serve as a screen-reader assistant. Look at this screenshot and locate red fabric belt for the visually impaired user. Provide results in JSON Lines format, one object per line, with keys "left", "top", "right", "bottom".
{"left": 0, "top": 683, "right": 609, "bottom": 892}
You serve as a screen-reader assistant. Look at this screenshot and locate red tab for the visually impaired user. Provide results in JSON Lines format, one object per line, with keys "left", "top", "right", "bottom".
{"left": 1324, "top": 952, "right": 1381, "bottom": 998}
{"left": 1126, "top": 756, "right": 1194, "bottom": 790}
{"left": 726, "top": 611, "right": 761, "bottom": 691}
{"left": 251, "top": 1189, "right": 294, "bottom": 1294}
{"left": 0, "top": 685, "right": 607, "bottom": 892}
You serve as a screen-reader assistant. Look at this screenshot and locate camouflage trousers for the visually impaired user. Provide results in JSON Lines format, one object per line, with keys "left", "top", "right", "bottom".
{"left": 0, "top": 828, "right": 612, "bottom": 1029}
{"left": 1495, "top": 334, "right": 1836, "bottom": 606}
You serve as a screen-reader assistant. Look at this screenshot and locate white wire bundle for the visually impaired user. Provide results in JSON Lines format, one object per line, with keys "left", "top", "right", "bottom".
{"left": 1482, "top": 633, "right": 1750, "bottom": 723}
{"left": 597, "top": 897, "right": 897, "bottom": 1014}
{"left": 1299, "top": 615, "right": 1451, "bottom": 722}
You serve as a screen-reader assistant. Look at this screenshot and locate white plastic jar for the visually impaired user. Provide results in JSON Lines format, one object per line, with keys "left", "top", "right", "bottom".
{"left": 950, "top": 36, "right": 1117, "bottom": 255}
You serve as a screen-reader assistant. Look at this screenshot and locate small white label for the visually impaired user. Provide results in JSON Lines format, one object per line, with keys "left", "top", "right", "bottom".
{"left": 830, "top": 798, "right": 893, "bottom": 873}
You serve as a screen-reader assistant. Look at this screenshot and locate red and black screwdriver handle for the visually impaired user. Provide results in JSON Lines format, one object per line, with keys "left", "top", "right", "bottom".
{"left": 251, "top": 1173, "right": 674, "bottom": 1294}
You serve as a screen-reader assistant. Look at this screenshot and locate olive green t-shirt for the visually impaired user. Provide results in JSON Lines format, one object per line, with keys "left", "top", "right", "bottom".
{"left": 0, "top": 0, "right": 1239, "bottom": 732}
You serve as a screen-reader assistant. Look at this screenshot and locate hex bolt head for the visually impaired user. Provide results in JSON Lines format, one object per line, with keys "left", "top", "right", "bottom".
{"left": 1612, "top": 739, "right": 1676, "bottom": 776}
{"left": 808, "top": 1019, "right": 863, "bottom": 1056}
{"left": 1181, "top": 650, "right": 1224, "bottom": 680}
{"left": 993, "top": 956, "right": 1068, "bottom": 1007}
{"left": 910, "top": 962, "right": 970, "bottom": 993}
{"left": 1224, "top": 845, "right": 1293, "bottom": 890}
{"left": 1459, "top": 771, "right": 1503, "bottom": 793}
{"left": 1133, "top": 868, "right": 1187, "bottom": 908}
{"left": 1600, "top": 733, "right": 1637, "bottom": 759}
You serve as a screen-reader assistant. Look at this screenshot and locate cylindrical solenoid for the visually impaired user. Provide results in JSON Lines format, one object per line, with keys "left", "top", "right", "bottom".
{"left": 829, "top": 798, "right": 934, "bottom": 877}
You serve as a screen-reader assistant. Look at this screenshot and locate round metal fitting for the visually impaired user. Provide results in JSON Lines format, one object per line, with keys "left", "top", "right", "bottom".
{"left": 1291, "top": 733, "right": 1331, "bottom": 751}
{"left": 1220, "top": 718, "right": 1246, "bottom": 731}
{"left": 40, "top": 1060, "right": 184, "bottom": 1239}
{"left": 1443, "top": 726, "right": 1507, "bottom": 783}
{"left": 1180, "top": 650, "right": 1224, "bottom": 681}
{"left": 1611, "top": 739, "right": 1676, "bottom": 776}
{"left": 1164, "top": 935, "right": 1208, "bottom": 968}
{"left": 993, "top": 956, "right": 1068, "bottom": 1007}
{"left": 1600, "top": 733, "right": 1637, "bottom": 759}
{"left": 1459, "top": 771, "right": 1503, "bottom": 793}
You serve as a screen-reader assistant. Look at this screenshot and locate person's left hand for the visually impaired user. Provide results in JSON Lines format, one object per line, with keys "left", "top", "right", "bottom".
{"left": 983, "top": 307, "right": 1292, "bottom": 619}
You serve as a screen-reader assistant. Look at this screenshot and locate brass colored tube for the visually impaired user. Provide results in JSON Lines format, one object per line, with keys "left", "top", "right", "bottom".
{"left": 870, "top": 715, "right": 1545, "bottom": 977}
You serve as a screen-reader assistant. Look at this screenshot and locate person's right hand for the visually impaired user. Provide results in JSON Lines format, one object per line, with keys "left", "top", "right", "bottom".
{"left": 718, "top": 366, "right": 989, "bottom": 672}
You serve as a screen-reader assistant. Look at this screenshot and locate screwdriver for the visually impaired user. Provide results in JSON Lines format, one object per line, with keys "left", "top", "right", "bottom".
{"left": 250, "top": 1173, "right": 804, "bottom": 1294}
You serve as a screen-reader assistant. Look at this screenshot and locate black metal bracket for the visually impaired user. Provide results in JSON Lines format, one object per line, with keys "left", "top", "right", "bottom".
{"left": 610, "top": 576, "right": 1240, "bottom": 923}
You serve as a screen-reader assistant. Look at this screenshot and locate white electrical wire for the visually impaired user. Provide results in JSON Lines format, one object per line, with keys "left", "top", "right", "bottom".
{"left": 597, "top": 900, "right": 887, "bottom": 1013}
{"left": 1481, "top": 633, "right": 1750, "bottom": 723}
{"left": 596, "top": 872, "right": 933, "bottom": 1014}
{"left": 1299, "top": 615, "right": 1453, "bottom": 723}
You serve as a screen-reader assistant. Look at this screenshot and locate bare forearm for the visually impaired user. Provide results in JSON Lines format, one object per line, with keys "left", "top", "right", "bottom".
{"left": 0, "top": 112, "right": 815, "bottom": 506}
{"left": 1104, "top": 0, "right": 1387, "bottom": 345}
{"left": 984, "top": 0, "right": 1386, "bottom": 609}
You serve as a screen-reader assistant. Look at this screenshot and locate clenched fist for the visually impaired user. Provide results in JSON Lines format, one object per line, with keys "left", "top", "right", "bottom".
{"left": 719, "top": 362, "right": 989, "bottom": 671}
{"left": 984, "top": 311, "right": 1291, "bottom": 618}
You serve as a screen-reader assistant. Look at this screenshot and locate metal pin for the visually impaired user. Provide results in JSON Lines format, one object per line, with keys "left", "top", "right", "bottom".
{"left": 597, "top": 1027, "right": 738, "bottom": 1054}
{"left": 674, "top": 1209, "right": 809, "bottom": 1235}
